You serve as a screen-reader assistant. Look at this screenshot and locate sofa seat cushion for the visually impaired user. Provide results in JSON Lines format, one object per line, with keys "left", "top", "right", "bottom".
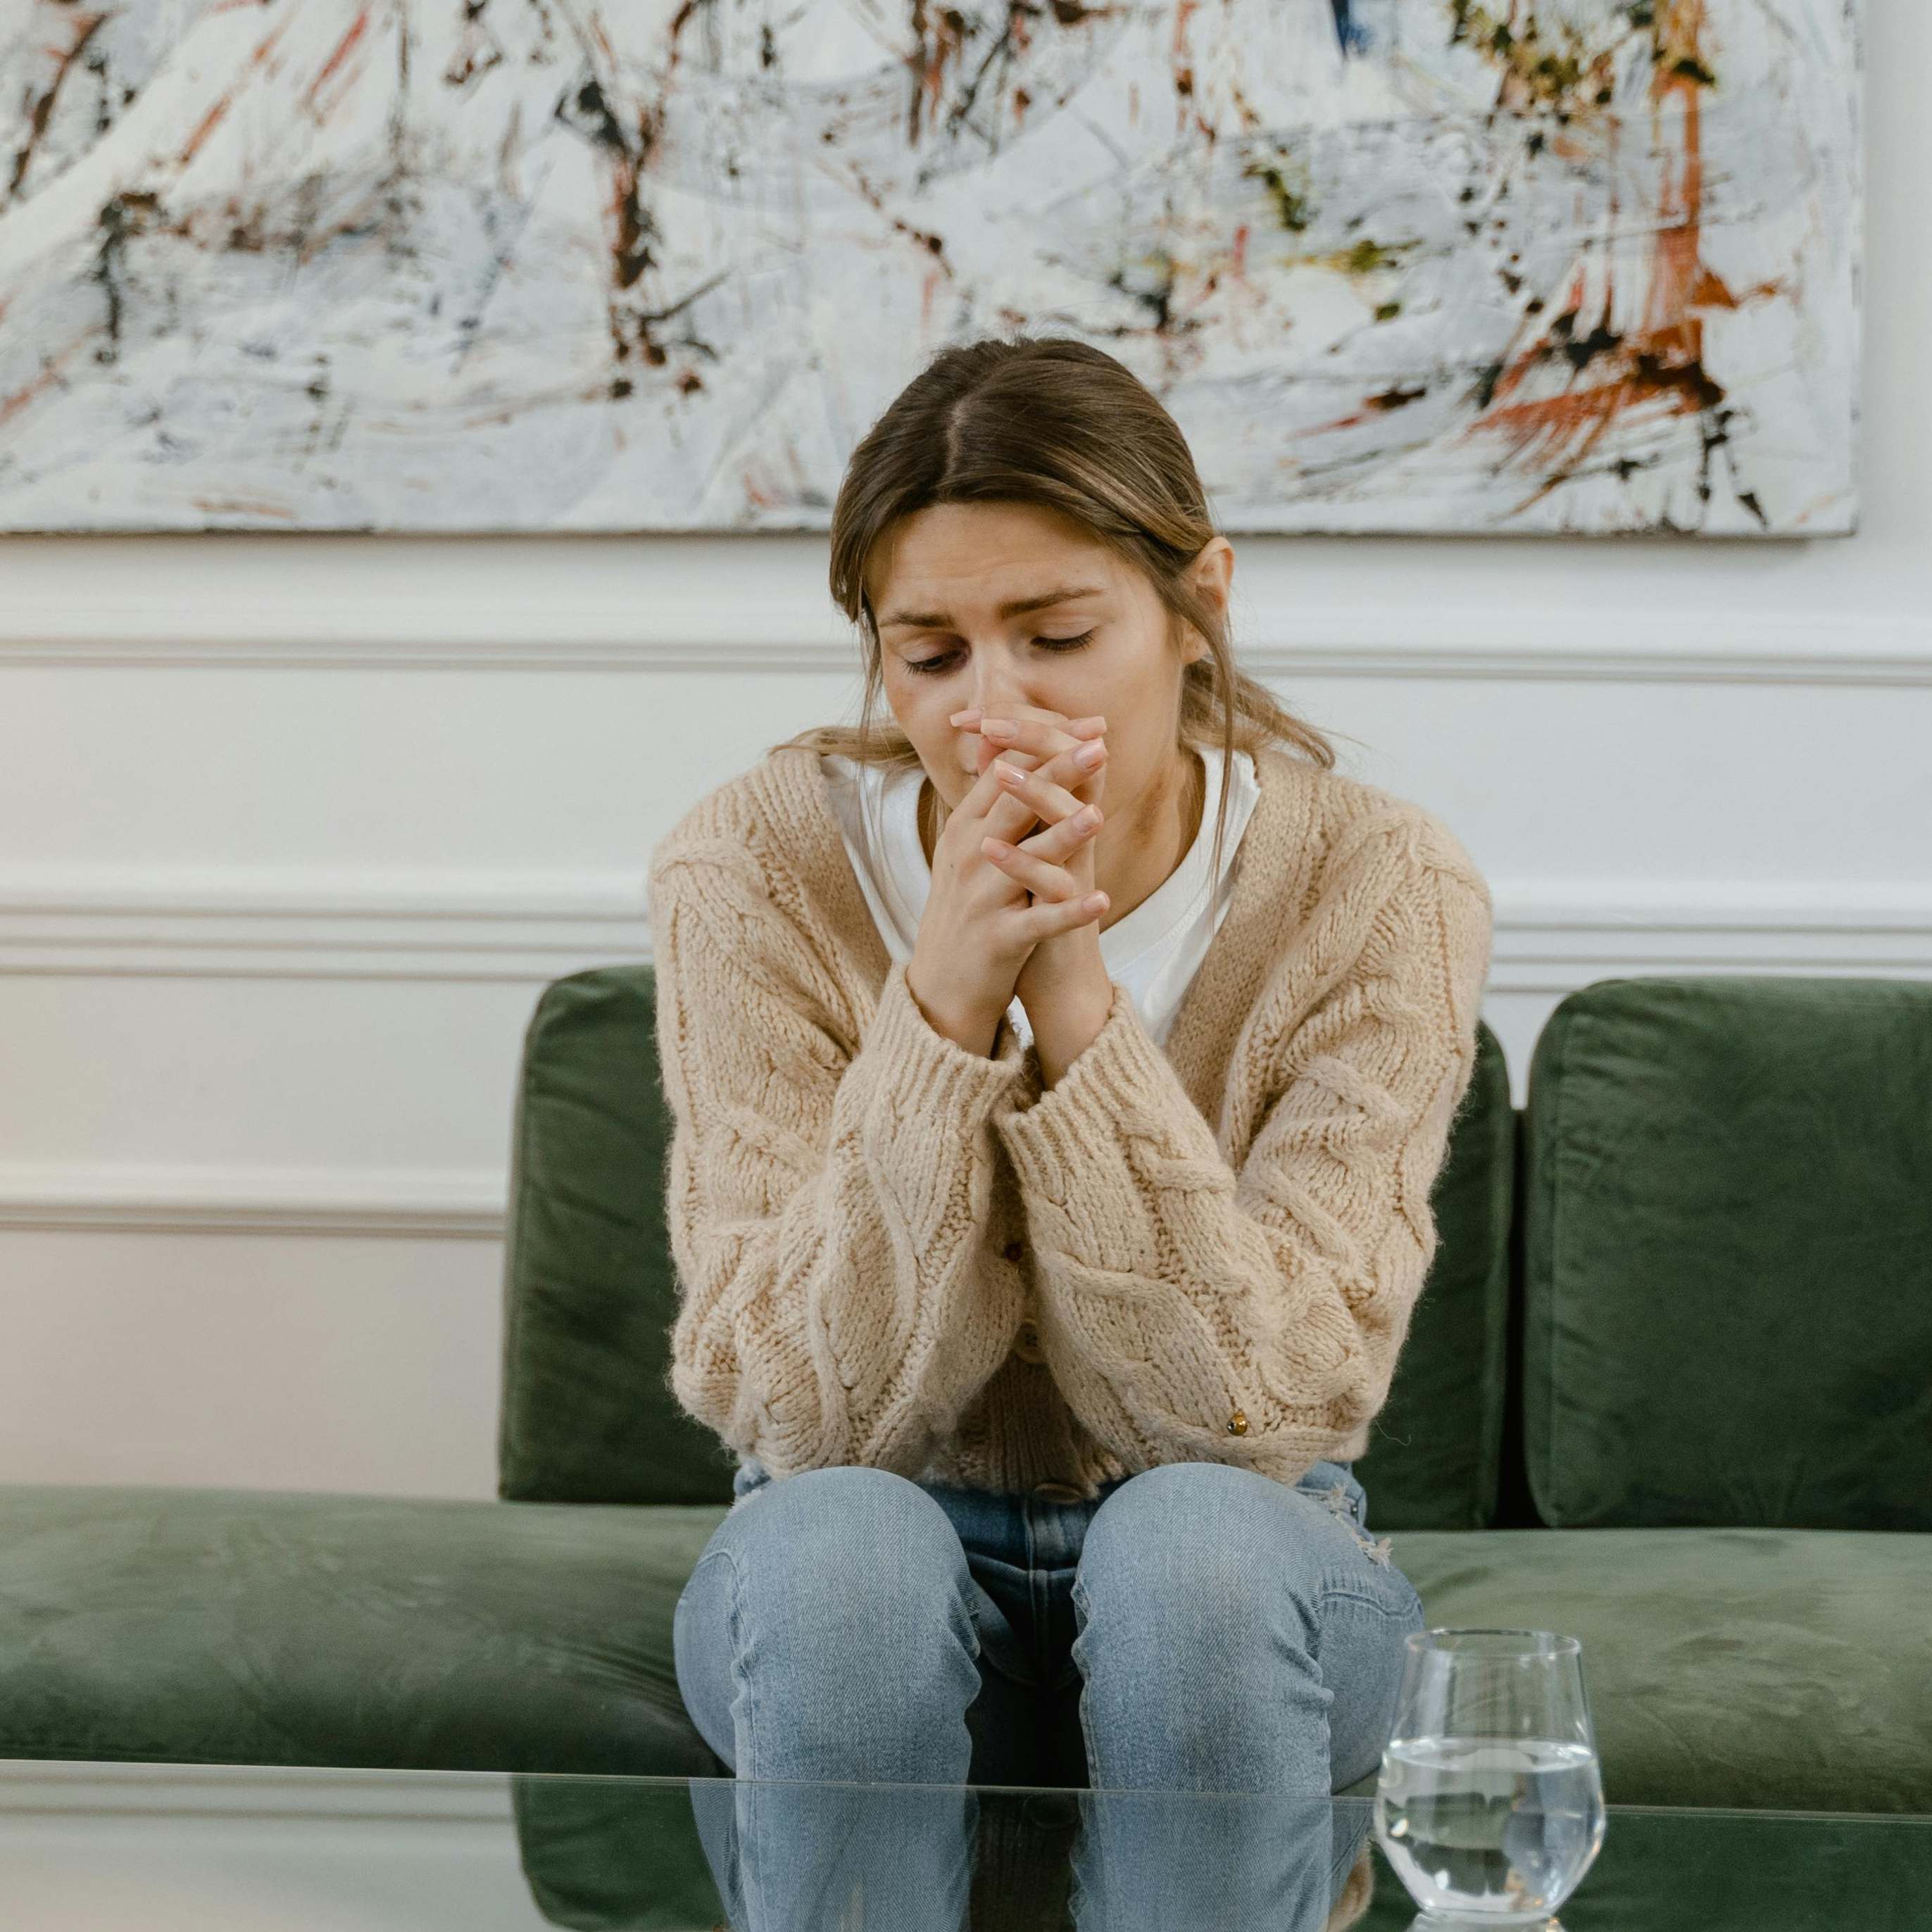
{"left": 1338, "top": 1526, "right": 1932, "bottom": 1814}
{"left": 0, "top": 1486, "right": 730, "bottom": 1776}
{"left": 12, "top": 1489, "right": 1925, "bottom": 1817}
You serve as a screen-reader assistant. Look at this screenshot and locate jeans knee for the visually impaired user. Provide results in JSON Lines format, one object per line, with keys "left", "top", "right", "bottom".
{"left": 1075, "top": 1462, "right": 1324, "bottom": 1663}
{"left": 1082, "top": 1462, "right": 1290, "bottom": 1590}
{"left": 679, "top": 1465, "right": 981, "bottom": 1781}
{"left": 710, "top": 1464, "right": 977, "bottom": 1671}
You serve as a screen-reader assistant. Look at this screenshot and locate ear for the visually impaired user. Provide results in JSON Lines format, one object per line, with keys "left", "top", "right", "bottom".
{"left": 1179, "top": 537, "right": 1234, "bottom": 666}
{"left": 1190, "top": 535, "right": 1235, "bottom": 612}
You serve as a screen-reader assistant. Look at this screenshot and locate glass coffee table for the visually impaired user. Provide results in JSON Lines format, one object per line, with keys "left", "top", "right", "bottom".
{"left": 0, "top": 1757, "right": 1923, "bottom": 1930}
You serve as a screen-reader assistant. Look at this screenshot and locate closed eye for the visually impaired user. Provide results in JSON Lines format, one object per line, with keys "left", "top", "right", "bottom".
{"left": 904, "top": 629, "right": 1097, "bottom": 677}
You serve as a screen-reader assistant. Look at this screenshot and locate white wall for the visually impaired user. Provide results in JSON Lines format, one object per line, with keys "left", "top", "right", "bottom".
{"left": 1, "top": 10, "right": 1924, "bottom": 1503}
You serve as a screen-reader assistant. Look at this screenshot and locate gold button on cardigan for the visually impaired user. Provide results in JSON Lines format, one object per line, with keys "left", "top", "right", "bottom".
{"left": 647, "top": 739, "right": 1493, "bottom": 1503}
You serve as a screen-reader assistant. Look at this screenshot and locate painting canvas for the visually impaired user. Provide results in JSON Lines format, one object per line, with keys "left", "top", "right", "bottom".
{"left": 0, "top": 0, "right": 1859, "bottom": 534}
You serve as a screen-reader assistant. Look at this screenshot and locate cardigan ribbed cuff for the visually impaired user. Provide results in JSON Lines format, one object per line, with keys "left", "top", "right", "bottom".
{"left": 996, "top": 979, "right": 1208, "bottom": 1199}
{"left": 864, "top": 957, "right": 1031, "bottom": 1131}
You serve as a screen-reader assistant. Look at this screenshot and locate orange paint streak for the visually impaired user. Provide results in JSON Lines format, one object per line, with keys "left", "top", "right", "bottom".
{"left": 1, "top": 337, "right": 87, "bottom": 429}
{"left": 177, "top": 89, "right": 234, "bottom": 165}
{"left": 177, "top": 8, "right": 297, "bottom": 162}
{"left": 304, "top": 7, "right": 370, "bottom": 110}
{"left": 1481, "top": 377, "right": 1679, "bottom": 470}
{"left": 1469, "top": 0, "right": 1741, "bottom": 499}
{"left": 1484, "top": 264, "right": 1588, "bottom": 417}
{"left": 1638, "top": 1, "right": 1709, "bottom": 375}
{"left": 189, "top": 497, "right": 297, "bottom": 518}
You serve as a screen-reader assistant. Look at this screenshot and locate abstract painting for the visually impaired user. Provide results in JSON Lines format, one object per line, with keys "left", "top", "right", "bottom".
{"left": 0, "top": 0, "right": 1859, "bottom": 534}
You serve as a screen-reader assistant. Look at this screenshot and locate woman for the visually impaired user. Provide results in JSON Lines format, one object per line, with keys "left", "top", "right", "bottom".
{"left": 648, "top": 336, "right": 1491, "bottom": 1920}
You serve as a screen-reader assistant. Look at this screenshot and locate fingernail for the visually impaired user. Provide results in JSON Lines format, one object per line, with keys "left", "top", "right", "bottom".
{"left": 951, "top": 708, "right": 981, "bottom": 724}
{"left": 1085, "top": 892, "right": 1109, "bottom": 912}
{"left": 982, "top": 717, "right": 1016, "bottom": 738}
{"left": 1075, "top": 741, "right": 1105, "bottom": 767}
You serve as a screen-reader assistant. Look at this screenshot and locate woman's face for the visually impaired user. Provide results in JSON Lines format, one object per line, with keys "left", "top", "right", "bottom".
{"left": 867, "top": 500, "right": 1230, "bottom": 820}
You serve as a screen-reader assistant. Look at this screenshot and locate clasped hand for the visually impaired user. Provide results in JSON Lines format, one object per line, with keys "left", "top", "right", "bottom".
{"left": 903, "top": 704, "right": 1114, "bottom": 1060}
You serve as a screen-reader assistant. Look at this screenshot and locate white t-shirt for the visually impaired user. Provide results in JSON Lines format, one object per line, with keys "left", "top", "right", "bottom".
{"left": 820, "top": 744, "right": 1260, "bottom": 1053}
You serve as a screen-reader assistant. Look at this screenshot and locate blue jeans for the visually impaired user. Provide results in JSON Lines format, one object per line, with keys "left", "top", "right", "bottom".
{"left": 672, "top": 1455, "right": 1426, "bottom": 1928}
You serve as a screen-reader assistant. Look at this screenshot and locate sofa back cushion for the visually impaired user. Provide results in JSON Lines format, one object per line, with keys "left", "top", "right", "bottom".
{"left": 500, "top": 967, "right": 1517, "bottom": 1517}
{"left": 1522, "top": 976, "right": 1932, "bottom": 1530}
{"left": 498, "top": 967, "right": 735, "bottom": 1505}
{"left": 1355, "top": 1021, "right": 1515, "bottom": 1529}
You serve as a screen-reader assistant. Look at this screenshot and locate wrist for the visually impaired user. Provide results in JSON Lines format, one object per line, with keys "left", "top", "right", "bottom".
{"left": 905, "top": 962, "right": 1007, "bottom": 1059}
{"left": 1029, "top": 958, "right": 1116, "bottom": 1089}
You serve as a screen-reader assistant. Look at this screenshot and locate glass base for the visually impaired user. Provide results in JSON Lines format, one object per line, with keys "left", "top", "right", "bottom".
{"left": 1411, "top": 1912, "right": 1564, "bottom": 1931}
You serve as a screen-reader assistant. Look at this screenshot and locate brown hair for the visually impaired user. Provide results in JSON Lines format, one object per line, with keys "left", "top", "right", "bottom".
{"left": 777, "top": 332, "right": 1336, "bottom": 884}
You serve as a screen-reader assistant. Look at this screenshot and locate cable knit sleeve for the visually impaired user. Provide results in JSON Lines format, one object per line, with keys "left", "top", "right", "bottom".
{"left": 648, "top": 824, "right": 1031, "bottom": 1480}
{"left": 994, "top": 815, "right": 1493, "bottom": 1486}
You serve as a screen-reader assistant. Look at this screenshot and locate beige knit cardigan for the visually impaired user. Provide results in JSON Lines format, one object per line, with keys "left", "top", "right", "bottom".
{"left": 646, "top": 738, "right": 1493, "bottom": 1500}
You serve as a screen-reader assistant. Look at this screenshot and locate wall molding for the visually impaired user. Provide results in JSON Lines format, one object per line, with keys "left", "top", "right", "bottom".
{"left": 1, "top": 874, "right": 1926, "bottom": 1238}
{"left": 2, "top": 866, "right": 1928, "bottom": 984}
{"left": 0, "top": 1164, "right": 507, "bottom": 1238}
{"left": 1482, "top": 882, "right": 1932, "bottom": 989}
{"left": 1, "top": 611, "right": 1928, "bottom": 684}
{"left": 0, "top": 865, "right": 650, "bottom": 981}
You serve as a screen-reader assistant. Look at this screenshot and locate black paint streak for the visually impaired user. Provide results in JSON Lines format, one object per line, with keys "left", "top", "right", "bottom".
{"left": 89, "top": 190, "right": 161, "bottom": 365}
{"left": 1329, "top": 1, "right": 1369, "bottom": 56}
{"left": 9, "top": 11, "right": 108, "bottom": 201}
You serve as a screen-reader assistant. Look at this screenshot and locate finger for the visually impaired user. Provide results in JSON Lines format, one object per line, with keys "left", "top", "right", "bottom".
{"left": 1011, "top": 799, "right": 1103, "bottom": 863}
{"left": 953, "top": 748, "right": 1032, "bottom": 824}
{"left": 969, "top": 728, "right": 1059, "bottom": 783}
{"left": 953, "top": 706, "right": 1105, "bottom": 737}
{"left": 982, "top": 741, "right": 1109, "bottom": 848}
{"left": 989, "top": 757, "right": 1094, "bottom": 829}
{"left": 951, "top": 731, "right": 1105, "bottom": 847}
{"left": 979, "top": 835, "right": 1088, "bottom": 901}
{"left": 951, "top": 751, "right": 1052, "bottom": 853}
{"left": 974, "top": 713, "right": 1096, "bottom": 760}
{"left": 963, "top": 715, "right": 1105, "bottom": 782}
{"left": 1036, "top": 736, "right": 1109, "bottom": 791}
{"left": 1009, "top": 887, "right": 1110, "bottom": 944}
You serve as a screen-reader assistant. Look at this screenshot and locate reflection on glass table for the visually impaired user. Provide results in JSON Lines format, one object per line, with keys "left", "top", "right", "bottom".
{"left": 0, "top": 1760, "right": 1924, "bottom": 1931}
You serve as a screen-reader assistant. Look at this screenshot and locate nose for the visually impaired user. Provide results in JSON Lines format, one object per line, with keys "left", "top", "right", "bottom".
{"left": 964, "top": 665, "right": 1036, "bottom": 770}
{"left": 970, "top": 651, "right": 1031, "bottom": 718}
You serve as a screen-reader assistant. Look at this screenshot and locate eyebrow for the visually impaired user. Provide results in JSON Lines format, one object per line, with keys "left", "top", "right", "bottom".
{"left": 877, "top": 584, "right": 1108, "bottom": 630}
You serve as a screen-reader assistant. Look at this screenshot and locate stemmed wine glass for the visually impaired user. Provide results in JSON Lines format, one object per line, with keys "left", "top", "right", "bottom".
{"left": 1374, "top": 1627, "right": 1607, "bottom": 1927}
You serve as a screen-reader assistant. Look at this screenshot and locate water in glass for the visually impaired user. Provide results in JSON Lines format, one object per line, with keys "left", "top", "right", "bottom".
{"left": 1374, "top": 1629, "right": 1607, "bottom": 1926}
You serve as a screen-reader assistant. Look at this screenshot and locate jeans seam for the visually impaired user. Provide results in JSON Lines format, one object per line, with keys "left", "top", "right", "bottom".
{"left": 714, "top": 1543, "right": 756, "bottom": 1783}
{"left": 1315, "top": 1583, "right": 1421, "bottom": 1619}
{"left": 1068, "top": 1569, "right": 1104, "bottom": 1790}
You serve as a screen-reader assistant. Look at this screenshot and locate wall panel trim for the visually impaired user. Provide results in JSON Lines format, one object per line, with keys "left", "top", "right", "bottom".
{"left": 0, "top": 1163, "right": 506, "bottom": 1238}
{"left": 1, "top": 872, "right": 1927, "bottom": 1236}
{"left": 1, "top": 868, "right": 1927, "bottom": 982}
{"left": 1, "top": 615, "right": 1928, "bottom": 684}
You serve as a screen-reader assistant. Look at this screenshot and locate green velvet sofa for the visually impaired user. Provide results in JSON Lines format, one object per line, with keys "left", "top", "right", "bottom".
{"left": 1, "top": 972, "right": 1927, "bottom": 1823}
